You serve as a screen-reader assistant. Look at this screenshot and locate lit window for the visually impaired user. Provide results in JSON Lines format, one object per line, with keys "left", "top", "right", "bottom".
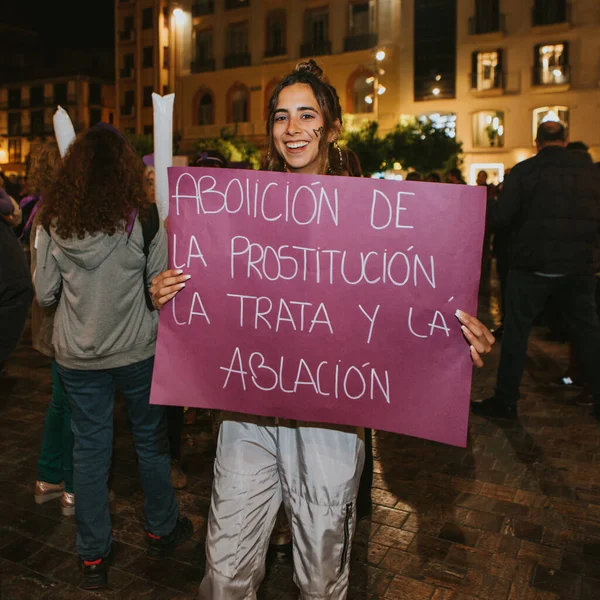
{"left": 469, "top": 163, "right": 504, "bottom": 186}
{"left": 532, "top": 106, "right": 569, "bottom": 142}
{"left": 473, "top": 51, "right": 500, "bottom": 91}
{"left": 535, "top": 43, "right": 568, "bottom": 85}
{"left": 472, "top": 110, "right": 504, "bottom": 148}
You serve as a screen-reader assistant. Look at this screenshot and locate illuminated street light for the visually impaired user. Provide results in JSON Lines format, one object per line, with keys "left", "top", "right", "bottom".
{"left": 377, "top": 85, "right": 386, "bottom": 95}
{"left": 432, "top": 87, "right": 440, "bottom": 96}
{"left": 375, "top": 50, "right": 386, "bottom": 61}
{"left": 552, "top": 68, "right": 562, "bottom": 77}
{"left": 364, "top": 95, "right": 374, "bottom": 104}
{"left": 365, "top": 76, "right": 375, "bottom": 84}
{"left": 173, "top": 7, "right": 184, "bottom": 24}
{"left": 435, "top": 74, "right": 441, "bottom": 81}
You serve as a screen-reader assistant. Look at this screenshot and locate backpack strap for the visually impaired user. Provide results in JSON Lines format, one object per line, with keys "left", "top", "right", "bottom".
{"left": 140, "top": 203, "right": 160, "bottom": 311}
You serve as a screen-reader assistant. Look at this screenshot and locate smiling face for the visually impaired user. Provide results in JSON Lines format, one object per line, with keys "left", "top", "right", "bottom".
{"left": 272, "top": 83, "right": 333, "bottom": 176}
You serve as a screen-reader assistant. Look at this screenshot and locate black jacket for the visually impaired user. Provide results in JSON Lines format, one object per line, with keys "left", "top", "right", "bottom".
{"left": 0, "top": 220, "right": 33, "bottom": 362}
{"left": 487, "top": 146, "right": 600, "bottom": 275}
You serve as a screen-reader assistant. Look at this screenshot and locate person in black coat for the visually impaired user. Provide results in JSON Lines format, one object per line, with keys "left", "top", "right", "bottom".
{"left": 0, "top": 188, "right": 33, "bottom": 372}
{"left": 472, "top": 121, "right": 600, "bottom": 421}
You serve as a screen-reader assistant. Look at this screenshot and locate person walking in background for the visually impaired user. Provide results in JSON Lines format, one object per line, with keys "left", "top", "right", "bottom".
{"left": 26, "top": 142, "right": 77, "bottom": 515}
{"left": 472, "top": 122, "right": 600, "bottom": 421}
{"left": 0, "top": 187, "right": 32, "bottom": 375}
{"left": 34, "top": 123, "right": 192, "bottom": 590}
{"left": 151, "top": 59, "right": 494, "bottom": 599}
{"left": 477, "top": 170, "right": 497, "bottom": 282}
{"left": 490, "top": 167, "right": 512, "bottom": 339}
{"left": 426, "top": 172, "right": 441, "bottom": 183}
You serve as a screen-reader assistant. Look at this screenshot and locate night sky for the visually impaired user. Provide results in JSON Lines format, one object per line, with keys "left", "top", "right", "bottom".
{"left": 4, "top": 0, "right": 114, "bottom": 49}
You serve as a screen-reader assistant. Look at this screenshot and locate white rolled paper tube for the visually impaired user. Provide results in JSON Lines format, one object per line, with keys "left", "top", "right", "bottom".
{"left": 152, "top": 93, "right": 175, "bottom": 220}
{"left": 53, "top": 106, "right": 76, "bottom": 158}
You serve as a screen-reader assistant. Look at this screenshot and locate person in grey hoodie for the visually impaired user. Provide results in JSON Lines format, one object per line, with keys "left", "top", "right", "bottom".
{"left": 33, "top": 124, "right": 192, "bottom": 591}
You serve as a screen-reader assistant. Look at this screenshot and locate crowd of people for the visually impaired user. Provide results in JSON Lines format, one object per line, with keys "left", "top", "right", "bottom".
{"left": 1, "top": 57, "right": 598, "bottom": 598}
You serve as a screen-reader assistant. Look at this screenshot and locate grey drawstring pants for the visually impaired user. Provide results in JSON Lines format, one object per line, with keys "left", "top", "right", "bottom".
{"left": 199, "top": 414, "right": 365, "bottom": 599}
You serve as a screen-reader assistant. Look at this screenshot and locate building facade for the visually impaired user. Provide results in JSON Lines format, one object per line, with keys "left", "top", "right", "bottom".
{"left": 0, "top": 76, "right": 116, "bottom": 176}
{"left": 117, "top": 0, "right": 600, "bottom": 180}
{"left": 115, "top": 0, "right": 172, "bottom": 135}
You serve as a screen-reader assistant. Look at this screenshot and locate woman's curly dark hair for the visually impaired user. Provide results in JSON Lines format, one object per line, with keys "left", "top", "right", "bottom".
{"left": 41, "top": 126, "right": 151, "bottom": 239}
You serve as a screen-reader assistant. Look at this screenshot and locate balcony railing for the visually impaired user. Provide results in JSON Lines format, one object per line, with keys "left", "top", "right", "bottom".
{"left": 192, "top": 1, "right": 214, "bottom": 16}
{"left": 191, "top": 58, "right": 216, "bottom": 72}
{"left": 532, "top": 2, "right": 570, "bottom": 26}
{"left": 264, "top": 46, "right": 287, "bottom": 58}
{"left": 300, "top": 40, "right": 332, "bottom": 57}
{"left": 224, "top": 53, "right": 251, "bottom": 68}
{"left": 344, "top": 33, "right": 378, "bottom": 52}
{"left": 225, "top": 0, "right": 249, "bottom": 9}
{"left": 120, "top": 67, "right": 135, "bottom": 79}
{"left": 121, "top": 105, "right": 135, "bottom": 117}
{"left": 119, "top": 29, "right": 135, "bottom": 42}
{"left": 532, "top": 63, "right": 570, "bottom": 86}
{"left": 470, "top": 70, "right": 505, "bottom": 91}
{"left": 468, "top": 13, "right": 506, "bottom": 35}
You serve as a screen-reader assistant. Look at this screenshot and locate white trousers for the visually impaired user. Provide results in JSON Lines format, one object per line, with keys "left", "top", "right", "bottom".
{"left": 199, "top": 414, "right": 365, "bottom": 600}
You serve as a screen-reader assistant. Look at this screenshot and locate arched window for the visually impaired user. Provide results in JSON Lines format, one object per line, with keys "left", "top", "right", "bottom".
{"left": 198, "top": 93, "right": 213, "bottom": 125}
{"left": 263, "top": 77, "right": 280, "bottom": 121}
{"left": 192, "top": 87, "right": 215, "bottom": 126}
{"left": 227, "top": 83, "right": 250, "bottom": 123}
{"left": 532, "top": 105, "right": 569, "bottom": 144}
{"left": 346, "top": 68, "right": 374, "bottom": 115}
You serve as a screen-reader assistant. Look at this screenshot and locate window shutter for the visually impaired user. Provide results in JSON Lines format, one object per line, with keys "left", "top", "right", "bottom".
{"left": 533, "top": 44, "right": 541, "bottom": 85}
{"left": 496, "top": 48, "right": 504, "bottom": 88}
{"left": 471, "top": 52, "right": 478, "bottom": 89}
{"left": 561, "top": 41, "right": 569, "bottom": 66}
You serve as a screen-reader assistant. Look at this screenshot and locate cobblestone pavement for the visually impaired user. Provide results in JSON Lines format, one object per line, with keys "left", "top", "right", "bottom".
{"left": 0, "top": 274, "right": 599, "bottom": 599}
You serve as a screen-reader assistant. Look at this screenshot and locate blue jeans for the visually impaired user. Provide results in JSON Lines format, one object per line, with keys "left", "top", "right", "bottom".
{"left": 37, "top": 361, "right": 73, "bottom": 493}
{"left": 58, "top": 356, "right": 178, "bottom": 560}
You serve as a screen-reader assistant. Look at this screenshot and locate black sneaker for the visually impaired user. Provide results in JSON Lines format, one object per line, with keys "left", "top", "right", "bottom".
{"left": 79, "top": 549, "right": 112, "bottom": 590}
{"left": 549, "top": 375, "right": 583, "bottom": 389}
{"left": 471, "top": 397, "right": 517, "bottom": 419}
{"left": 146, "top": 516, "right": 193, "bottom": 561}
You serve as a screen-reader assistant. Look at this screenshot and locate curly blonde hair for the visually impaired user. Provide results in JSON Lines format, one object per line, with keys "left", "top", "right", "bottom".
{"left": 26, "top": 141, "right": 60, "bottom": 196}
{"left": 41, "top": 126, "right": 151, "bottom": 239}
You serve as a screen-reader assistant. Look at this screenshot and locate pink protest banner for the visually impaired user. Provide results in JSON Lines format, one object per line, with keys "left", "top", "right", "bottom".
{"left": 150, "top": 167, "right": 486, "bottom": 447}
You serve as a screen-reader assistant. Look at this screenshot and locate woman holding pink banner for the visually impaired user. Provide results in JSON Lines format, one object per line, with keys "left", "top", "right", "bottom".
{"left": 150, "top": 60, "right": 494, "bottom": 599}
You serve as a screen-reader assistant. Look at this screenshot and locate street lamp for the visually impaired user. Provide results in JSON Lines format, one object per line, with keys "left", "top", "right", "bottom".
{"left": 364, "top": 49, "right": 386, "bottom": 122}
